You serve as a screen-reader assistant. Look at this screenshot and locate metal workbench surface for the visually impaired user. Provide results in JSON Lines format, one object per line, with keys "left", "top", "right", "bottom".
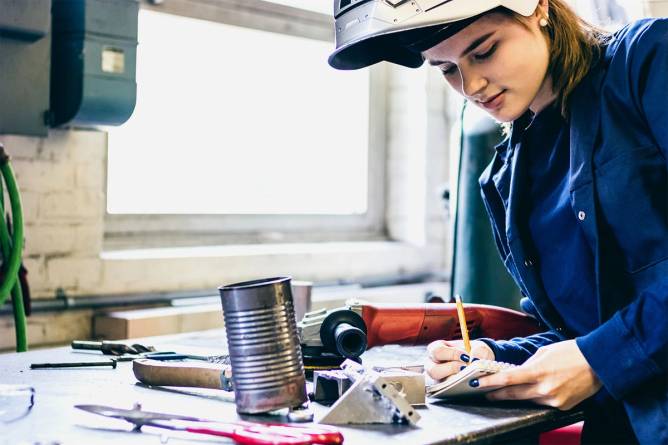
{"left": 0, "top": 330, "right": 583, "bottom": 445}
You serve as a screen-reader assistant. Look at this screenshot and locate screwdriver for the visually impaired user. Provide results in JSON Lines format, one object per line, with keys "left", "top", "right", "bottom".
{"left": 30, "top": 359, "right": 117, "bottom": 369}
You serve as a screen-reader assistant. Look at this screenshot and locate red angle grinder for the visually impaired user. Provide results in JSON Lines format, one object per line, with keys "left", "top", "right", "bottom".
{"left": 297, "top": 300, "right": 542, "bottom": 366}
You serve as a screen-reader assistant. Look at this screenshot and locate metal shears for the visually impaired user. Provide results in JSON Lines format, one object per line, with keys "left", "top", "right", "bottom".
{"left": 75, "top": 404, "right": 343, "bottom": 445}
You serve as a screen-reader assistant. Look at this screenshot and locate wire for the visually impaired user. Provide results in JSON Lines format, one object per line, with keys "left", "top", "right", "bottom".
{"left": 0, "top": 143, "right": 27, "bottom": 352}
{"left": 449, "top": 100, "right": 467, "bottom": 300}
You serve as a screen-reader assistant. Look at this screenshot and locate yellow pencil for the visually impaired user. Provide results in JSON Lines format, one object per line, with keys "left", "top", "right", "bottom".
{"left": 454, "top": 294, "right": 472, "bottom": 364}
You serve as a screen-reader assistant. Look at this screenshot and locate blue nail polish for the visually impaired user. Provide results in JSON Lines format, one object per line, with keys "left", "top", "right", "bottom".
{"left": 469, "top": 379, "right": 479, "bottom": 388}
{"left": 460, "top": 365, "right": 466, "bottom": 371}
{"left": 472, "top": 357, "right": 480, "bottom": 362}
{"left": 460, "top": 354, "right": 470, "bottom": 362}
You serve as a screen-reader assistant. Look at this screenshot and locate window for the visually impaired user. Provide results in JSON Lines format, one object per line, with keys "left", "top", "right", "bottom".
{"left": 568, "top": 0, "right": 646, "bottom": 25}
{"left": 264, "top": 0, "right": 331, "bottom": 14}
{"left": 105, "top": 0, "right": 387, "bottom": 248}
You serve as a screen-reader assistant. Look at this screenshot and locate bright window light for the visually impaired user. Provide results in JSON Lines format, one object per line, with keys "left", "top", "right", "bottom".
{"left": 107, "top": 10, "right": 369, "bottom": 215}
{"left": 266, "top": 0, "right": 330, "bottom": 14}
{"left": 568, "top": 0, "right": 646, "bottom": 24}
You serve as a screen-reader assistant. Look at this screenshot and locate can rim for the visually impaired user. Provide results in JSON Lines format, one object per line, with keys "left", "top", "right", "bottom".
{"left": 218, "top": 276, "right": 291, "bottom": 291}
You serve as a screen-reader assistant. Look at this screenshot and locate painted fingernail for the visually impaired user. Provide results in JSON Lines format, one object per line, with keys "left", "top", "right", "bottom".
{"left": 460, "top": 365, "right": 466, "bottom": 371}
{"left": 469, "top": 379, "right": 479, "bottom": 388}
{"left": 460, "top": 354, "right": 470, "bottom": 362}
{"left": 472, "top": 357, "right": 480, "bottom": 362}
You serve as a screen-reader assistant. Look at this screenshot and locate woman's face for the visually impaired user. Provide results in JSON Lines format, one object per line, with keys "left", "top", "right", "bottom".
{"left": 422, "top": 11, "right": 552, "bottom": 122}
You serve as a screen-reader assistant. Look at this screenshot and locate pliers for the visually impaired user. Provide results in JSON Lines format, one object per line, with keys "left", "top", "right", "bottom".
{"left": 71, "top": 340, "right": 222, "bottom": 362}
{"left": 76, "top": 403, "right": 343, "bottom": 445}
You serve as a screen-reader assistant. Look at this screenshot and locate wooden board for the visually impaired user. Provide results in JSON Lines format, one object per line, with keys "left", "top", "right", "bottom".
{"left": 94, "top": 304, "right": 225, "bottom": 339}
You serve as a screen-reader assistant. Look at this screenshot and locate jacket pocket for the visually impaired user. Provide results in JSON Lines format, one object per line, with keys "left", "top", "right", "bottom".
{"left": 594, "top": 145, "right": 668, "bottom": 273}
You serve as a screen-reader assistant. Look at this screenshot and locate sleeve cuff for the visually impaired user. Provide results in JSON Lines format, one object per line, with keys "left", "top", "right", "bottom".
{"left": 577, "top": 312, "right": 661, "bottom": 400}
{"left": 478, "top": 338, "right": 532, "bottom": 365}
{"left": 478, "top": 338, "right": 504, "bottom": 361}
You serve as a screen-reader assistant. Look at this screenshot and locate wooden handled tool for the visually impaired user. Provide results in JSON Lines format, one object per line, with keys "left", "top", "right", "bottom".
{"left": 132, "top": 359, "right": 233, "bottom": 390}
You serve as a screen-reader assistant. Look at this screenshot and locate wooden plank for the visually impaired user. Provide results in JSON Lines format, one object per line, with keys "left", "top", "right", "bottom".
{"left": 94, "top": 304, "right": 224, "bottom": 340}
{"left": 0, "top": 309, "right": 93, "bottom": 350}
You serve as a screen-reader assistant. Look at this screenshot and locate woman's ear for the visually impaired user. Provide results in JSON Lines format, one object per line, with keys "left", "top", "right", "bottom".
{"left": 537, "top": 0, "right": 550, "bottom": 21}
{"left": 533, "top": 0, "right": 550, "bottom": 28}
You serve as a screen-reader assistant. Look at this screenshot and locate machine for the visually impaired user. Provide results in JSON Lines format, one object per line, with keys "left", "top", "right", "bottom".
{"left": 298, "top": 299, "right": 542, "bottom": 361}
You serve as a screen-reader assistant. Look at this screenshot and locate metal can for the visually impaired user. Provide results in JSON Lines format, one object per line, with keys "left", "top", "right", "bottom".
{"left": 219, "top": 276, "right": 307, "bottom": 414}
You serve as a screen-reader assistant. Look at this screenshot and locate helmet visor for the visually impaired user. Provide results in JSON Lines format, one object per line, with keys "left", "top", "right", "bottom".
{"left": 328, "top": 0, "right": 538, "bottom": 70}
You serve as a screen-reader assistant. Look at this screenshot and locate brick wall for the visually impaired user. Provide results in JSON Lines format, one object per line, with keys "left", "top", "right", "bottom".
{"left": 2, "top": 130, "right": 106, "bottom": 299}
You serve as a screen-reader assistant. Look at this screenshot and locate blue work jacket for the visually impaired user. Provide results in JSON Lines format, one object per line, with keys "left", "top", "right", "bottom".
{"left": 479, "top": 19, "right": 668, "bottom": 444}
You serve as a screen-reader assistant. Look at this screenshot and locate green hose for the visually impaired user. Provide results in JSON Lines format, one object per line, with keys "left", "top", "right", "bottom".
{"left": 0, "top": 144, "right": 27, "bottom": 352}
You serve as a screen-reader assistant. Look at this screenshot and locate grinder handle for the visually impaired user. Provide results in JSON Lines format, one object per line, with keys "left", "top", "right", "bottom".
{"left": 133, "top": 359, "right": 229, "bottom": 390}
{"left": 360, "top": 302, "right": 542, "bottom": 348}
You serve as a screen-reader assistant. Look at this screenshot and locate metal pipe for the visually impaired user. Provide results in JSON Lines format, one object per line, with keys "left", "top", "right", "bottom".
{"left": 0, "top": 271, "right": 443, "bottom": 316}
{"left": 0, "top": 289, "right": 218, "bottom": 316}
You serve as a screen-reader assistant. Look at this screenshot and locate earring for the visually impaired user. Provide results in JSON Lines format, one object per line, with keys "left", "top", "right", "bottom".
{"left": 539, "top": 17, "right": 548, "bottom": 27}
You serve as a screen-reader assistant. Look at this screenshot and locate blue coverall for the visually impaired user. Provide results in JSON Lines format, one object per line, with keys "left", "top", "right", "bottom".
{"left": 479, "top": 19, "right": 668, "bottom": 444}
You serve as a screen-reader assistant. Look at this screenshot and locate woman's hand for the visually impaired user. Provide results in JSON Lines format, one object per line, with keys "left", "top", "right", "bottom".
{"left": 425, "top": 339, "right": 495, "bottom": 381}
{"left": 478, "top": 339, "right": 602, "bottom": 410}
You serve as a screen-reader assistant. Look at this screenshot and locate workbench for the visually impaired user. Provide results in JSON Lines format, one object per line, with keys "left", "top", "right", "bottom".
{"left": 0, "top": 329, "right": 583, "bottom": 444}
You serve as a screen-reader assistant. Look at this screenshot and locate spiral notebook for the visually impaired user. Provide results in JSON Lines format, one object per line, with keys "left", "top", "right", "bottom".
{"left": 426, "top": 360, "right": 517, "bottom": 399}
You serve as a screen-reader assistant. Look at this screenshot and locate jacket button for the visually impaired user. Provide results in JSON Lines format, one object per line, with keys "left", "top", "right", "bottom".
{"left": 578, "top": 211, "right": 586, "bottom": 221}
{"left": 524, "top": 258, "right": 534, "bottom": 267}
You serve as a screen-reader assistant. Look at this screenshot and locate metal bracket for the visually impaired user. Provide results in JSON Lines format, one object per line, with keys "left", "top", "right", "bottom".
{"left": 313, "top": 369, "right": 352, "bottom": 403}
{"left": 384, "top": 0, "right": 412, "bottom": 6}
{"left": 318, "top": 360, "right": 421, "bottom": 426}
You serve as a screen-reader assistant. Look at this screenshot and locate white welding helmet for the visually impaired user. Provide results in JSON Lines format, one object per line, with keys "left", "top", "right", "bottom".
{"left": 329, "top": 0, "right": 540, "bottom": 70}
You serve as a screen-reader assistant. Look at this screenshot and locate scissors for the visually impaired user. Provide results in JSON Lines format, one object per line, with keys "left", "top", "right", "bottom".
{"left": 75, "top": 404, "right": 343, "bottom": 445}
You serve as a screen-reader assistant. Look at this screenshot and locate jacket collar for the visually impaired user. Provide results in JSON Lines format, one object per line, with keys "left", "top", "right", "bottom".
{"left": 480, "top": 56, "right": 607, "bottom": 241}
{"left": 503, "top": 59, "right": 606, "bottom": 240}
{"left": 568, "top": 58, "right": 607, "bottom": 191}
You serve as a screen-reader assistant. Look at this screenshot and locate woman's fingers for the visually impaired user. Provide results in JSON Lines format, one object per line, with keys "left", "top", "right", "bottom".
{"left": 426, "top": 339, "right": 497, "bottom": 382}
{"left": 427, "top": 339, "right": 494, "bottom": 363}
{"left": 470, "top": 341, "right": 495, "bottom": 361}
{"left": 485, "top": 383, "right": 537, "bottom": 401}
{"left": 478, "top": 366, "right": 539, "bottom": 389}
{"left": 425, "top": 359, "right": 467, "bottom": 380}
{"left": 427, "top": 340, "right": 468, "bottom": 363}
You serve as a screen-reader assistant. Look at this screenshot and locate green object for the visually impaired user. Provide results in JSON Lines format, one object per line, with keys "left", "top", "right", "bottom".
{"left": 0, "top": 0, "right": 51, "bottom": 136}
{"left": 50, "top": 0, "right": 139, "bottom": 127}
{"left": 0, "top": 144, "right": 26, "bottom": 352}
{"left": 451, "top": 103, "right": 521, "bottom": 309}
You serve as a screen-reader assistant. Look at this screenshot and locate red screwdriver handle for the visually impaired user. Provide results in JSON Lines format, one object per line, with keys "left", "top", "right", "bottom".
{"left": 242, "top": 423, "right": 344, "bottom": 445}
{"left": 185, "top": 425, "right": 312, "bottom": 445}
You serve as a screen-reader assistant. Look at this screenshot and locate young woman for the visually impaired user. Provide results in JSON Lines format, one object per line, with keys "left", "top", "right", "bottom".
{"left": 329, "top": 1, "right": 667, "bottom": 443}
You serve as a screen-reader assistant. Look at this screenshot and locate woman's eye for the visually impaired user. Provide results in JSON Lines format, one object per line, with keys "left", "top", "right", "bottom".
{"left": 441, "top": 65, "right": 457, "bottom": 76}
{"left": 474, "top": 43, "right": 497, "bottom": 60}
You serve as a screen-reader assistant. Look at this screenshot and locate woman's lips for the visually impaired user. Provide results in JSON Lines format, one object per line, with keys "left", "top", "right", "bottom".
{"left": 479, "top": 90, "right": 506, "bottom": 110}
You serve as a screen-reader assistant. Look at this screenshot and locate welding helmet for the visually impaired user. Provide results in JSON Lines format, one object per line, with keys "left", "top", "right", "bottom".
{"left": 328, "top": 0, "right": 540, "bottom": 70}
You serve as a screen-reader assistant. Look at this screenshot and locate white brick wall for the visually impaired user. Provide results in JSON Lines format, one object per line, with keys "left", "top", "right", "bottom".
{"left": 2, "top": 130, "right": 107, "bottom": 298}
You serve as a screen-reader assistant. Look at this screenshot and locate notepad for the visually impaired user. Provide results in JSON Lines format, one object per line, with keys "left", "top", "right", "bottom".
{"left": 426, "top": 360, "right": 517, "bottom": 399}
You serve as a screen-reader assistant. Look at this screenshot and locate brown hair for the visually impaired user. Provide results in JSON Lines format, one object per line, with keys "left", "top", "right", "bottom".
{"left": 510, "top": 0, "right": 610, "bottom": 114}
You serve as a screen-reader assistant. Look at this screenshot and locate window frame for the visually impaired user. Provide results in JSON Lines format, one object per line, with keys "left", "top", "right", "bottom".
{"left": 104, "top": 0, "right": 389, "bottom": 249}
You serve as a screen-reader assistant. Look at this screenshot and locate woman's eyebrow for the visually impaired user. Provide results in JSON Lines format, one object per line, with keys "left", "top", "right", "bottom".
{"left": 427, "top": 31, "right": 496, "bottom": 66}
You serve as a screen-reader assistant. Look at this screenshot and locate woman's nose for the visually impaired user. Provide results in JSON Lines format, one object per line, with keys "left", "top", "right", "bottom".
{"left": 461, "top": 69, "right": 488, "bottom": 99}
